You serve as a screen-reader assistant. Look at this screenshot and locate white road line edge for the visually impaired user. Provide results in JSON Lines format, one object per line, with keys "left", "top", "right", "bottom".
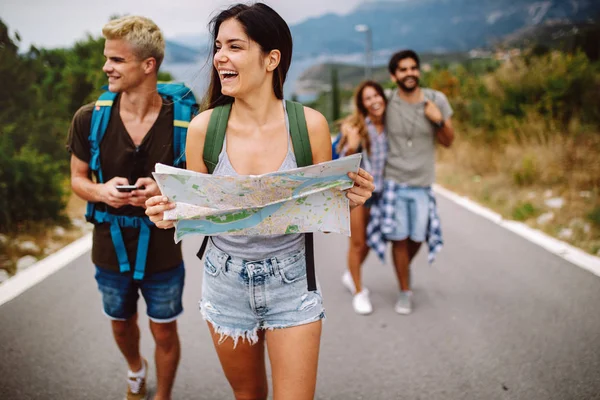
{"left": 0, "top": 233, "right": 92, "bottom": 307}
{"left": 434, "top": 184, "right": 600, "bottom": 278}
{"left": 1, "top": 185, "right": 599, "bottom": 307}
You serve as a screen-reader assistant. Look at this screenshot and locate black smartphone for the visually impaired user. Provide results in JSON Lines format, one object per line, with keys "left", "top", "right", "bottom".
{"left": 115, "top": 185, "right": 138, "bottom": 193}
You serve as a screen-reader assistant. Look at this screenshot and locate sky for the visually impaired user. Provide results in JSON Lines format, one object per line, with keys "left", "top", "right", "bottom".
{"left": 1, "top": 0, "right": 366, "bottom": 49}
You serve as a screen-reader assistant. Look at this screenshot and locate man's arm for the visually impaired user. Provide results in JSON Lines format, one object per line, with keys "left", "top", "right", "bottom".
{"left": 424, "top": 95, "right": 455, "bottom": 148}
{"left": 70, "top": 154, "right": 132, "bottom": 208}
{"left": 435, "top": 118, "right": 454, "bottom": 147}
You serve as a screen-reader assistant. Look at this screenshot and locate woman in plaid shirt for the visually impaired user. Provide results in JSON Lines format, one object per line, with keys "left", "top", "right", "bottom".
{"left": 337, "top": 81, "right": 388, "bottom": 315}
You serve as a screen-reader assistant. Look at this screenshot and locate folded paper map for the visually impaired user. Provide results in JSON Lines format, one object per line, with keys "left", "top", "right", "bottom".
{"left": 152, "top": 153, "right": 362, "bottom": 242}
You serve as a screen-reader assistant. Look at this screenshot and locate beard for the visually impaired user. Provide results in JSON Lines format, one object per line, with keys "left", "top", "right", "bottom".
{"left": 397, "top": 76, "right": 419, "bottom": 92}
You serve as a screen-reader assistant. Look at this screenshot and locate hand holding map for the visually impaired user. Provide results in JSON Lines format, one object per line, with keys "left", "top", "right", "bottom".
{"left": 152, "top": 154, "right": 362, "bottom": 242}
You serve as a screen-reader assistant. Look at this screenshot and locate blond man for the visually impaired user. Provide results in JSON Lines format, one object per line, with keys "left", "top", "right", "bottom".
{"left": 67, "top": 16, "right": 188, "bottom": 400}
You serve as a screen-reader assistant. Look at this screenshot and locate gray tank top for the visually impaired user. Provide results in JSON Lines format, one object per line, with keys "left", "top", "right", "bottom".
{"left": 211, "top": 100, "right": 305, "bottom": 260}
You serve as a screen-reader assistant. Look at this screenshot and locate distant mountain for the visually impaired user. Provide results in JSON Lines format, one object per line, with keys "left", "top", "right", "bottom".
{"left": 164, "top": 40, "right": 204, "bottom": 64}
{"left": 167, "top": 34, "right": 210, "bottom": 52}
{"left": 165, "top": 1, "right": 599, "bottom": 60}
{"left": 290, "top": 0, "right": 600, "bottom": 57}
{"left": 501, "top": 18, "right": 597, "bottom": 48}
{"left": 162, "top": 0, "right": 600, "bottom": 95}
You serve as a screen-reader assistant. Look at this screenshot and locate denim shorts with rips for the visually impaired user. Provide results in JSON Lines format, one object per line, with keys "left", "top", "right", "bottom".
{"left": 94, "top": 262, "right": 185, "bottom": 323}
{"left": 199, "top": 241, "right": 325, "bottom": 347}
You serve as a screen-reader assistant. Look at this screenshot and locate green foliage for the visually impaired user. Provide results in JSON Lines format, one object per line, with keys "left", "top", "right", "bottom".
{"left": 158, "top": 71, "right": 174, "bottom": 82}
{"left": 0, "top": 18, "right": 178, "bottom": 232}
{"left": 588, "top": 206, "right": 600, "bottom": 228}
{"left": 428, "top": 50, "right": 600, "bottom": 145}
{"left": 512, "top": 202, "right": 539, "bottom": 221}
{"left": 0, "top": 23, "right": 109, "bottom": 173}
{"left": 0, "top": 141, "right": 67, "bottom": 232}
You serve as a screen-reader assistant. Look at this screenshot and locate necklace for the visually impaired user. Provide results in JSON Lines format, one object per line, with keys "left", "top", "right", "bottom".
{"left": 401, "top": 106, "right": 422, "bottom": 148}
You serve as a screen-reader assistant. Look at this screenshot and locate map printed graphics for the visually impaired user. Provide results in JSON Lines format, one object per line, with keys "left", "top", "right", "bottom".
{"left": 153, "top": 154, "right": 362, "bottom": 242}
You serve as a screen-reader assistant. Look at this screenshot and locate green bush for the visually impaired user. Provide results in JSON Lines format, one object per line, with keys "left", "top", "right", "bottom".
{"left": 512, "top": 202, "right": 539, "bottom": 221}
{"left": 587, "top": 206, "right": 600, "bottom": 228}
{"left": 0, "top": 142, "right": 67, "bottom": 232}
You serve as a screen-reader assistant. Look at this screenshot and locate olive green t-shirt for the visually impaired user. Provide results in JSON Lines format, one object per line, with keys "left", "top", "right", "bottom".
{"left": 67, "top": 95, "right": 182, "bottom": 273}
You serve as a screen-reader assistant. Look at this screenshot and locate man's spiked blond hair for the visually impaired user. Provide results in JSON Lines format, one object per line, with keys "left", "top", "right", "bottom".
{"left": 102, "top": 16, "right": 165, "bottom": 70}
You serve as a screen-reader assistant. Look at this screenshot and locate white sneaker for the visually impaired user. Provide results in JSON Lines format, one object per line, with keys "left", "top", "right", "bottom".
{"left": 352, "top": 289, "right": 373, "bottom": 315}
{"left": 394, "top": 291, "right": 413, "bottom": 315}
{"left": 341, "top": 270, "right": 356, "bottom": 294}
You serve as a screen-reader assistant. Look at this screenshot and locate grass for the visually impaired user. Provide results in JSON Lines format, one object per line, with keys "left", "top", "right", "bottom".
{"left": 436, "top": 131, "right": 600, "bottom": 256}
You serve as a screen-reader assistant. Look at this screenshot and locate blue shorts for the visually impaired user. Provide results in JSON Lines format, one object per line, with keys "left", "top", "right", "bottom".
{"left": 386, "top": 186, "right": 430, "bottom": 242}
{"left": 94, "top": 263, "right": 185, "bottom": 323}
{"left": 200, "top": 241, "right": 325, "bottom": 347}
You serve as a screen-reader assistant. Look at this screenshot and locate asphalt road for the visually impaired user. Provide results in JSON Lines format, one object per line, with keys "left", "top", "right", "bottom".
{"left": 1, "top": 195, "right": 599, "bottom": 400}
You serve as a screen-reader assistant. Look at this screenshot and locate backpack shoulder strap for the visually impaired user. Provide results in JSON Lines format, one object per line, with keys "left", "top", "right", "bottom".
{"left": 157, "top": 82, "right": 198, "bottom": 168}
{"left": 197, "top": 104, "right": 232, "bottom": 265}
{"left": 285, "top": 100, "right": 312, "bottom": 168}
{"left": 284, "top": 100, "right": 317, "bottom": 292}
{"left": 89, "top": 91, "right": 118, "bottom": 183}
{"left": 203, "top": 103, "right": 232, "bottom": 174}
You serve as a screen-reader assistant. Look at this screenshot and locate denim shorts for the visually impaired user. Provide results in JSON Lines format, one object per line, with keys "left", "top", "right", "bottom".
{"left": 386, "top": 186, "right": 430, "bottom": 242}
{"left": 94, "top": 263, "right": 185, "bottom": 323}
{"left": 200, "top": 241, "right": 325, "bottom": 347}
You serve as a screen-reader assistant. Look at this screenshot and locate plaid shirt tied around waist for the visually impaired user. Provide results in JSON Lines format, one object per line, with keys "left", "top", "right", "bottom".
{"left": 366, "top": 180, "right": 443, "bottom": 264}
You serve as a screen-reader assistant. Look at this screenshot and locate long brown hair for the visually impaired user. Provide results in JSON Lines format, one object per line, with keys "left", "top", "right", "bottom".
{"left": 202, "top": 3, "right": 293, "bottom": 110}
{"left": 336, "top": 80, "right": 387, "bottom": 156}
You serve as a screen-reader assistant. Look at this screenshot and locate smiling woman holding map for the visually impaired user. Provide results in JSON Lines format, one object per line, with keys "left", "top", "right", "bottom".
{"left": 145, "top": 3, "right": 374, "bottom": 399}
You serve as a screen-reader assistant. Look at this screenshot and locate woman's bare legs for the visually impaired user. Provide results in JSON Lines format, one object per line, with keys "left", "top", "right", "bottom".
{"left": 207, "top": 320, "right": 322, "bottom": 400}
{"left": 347, "top": 205, "right": 370, "bottom": 292}
{"left": 267, "top": 321, "right": 322, "bottom": 400}
{"left": 206, "top": 323, "right": 268, "bottom": 400}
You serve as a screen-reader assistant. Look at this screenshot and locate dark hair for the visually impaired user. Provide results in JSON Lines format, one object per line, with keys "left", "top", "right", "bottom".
{"left": 388, "top": 49, "right": 420, "bottom": 74}
{"left": 203, "top": 3, "right": 293, "bottom": 109}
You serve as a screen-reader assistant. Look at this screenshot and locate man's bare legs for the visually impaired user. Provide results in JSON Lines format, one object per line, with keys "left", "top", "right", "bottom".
{"left": 112, "top": 314, "right": 143, "bottom": 372}
{"left": 391, "top": 239, "right": 422, "bottom": 314}
{"left": 149, "top": 320, "right": 180, "bottom": 400}
{"left": 111, "top": 314, "right": 181, "bottom": 400}
{"left": 391, "top": 239, "right": 422, "bottom": 291}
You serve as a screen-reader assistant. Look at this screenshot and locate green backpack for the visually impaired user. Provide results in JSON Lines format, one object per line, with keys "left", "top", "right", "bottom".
{"left": 196, "top": 100, "right": 317, "bottom": 291}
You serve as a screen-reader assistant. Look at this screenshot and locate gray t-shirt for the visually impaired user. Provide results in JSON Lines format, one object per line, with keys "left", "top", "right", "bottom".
{"left": 384, "top": 88, "right": 453, "bottom": 187}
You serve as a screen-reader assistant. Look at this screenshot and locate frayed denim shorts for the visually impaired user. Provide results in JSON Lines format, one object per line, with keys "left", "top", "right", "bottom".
{"left": 199, "top": 240, "right": 325, "bottom": 347}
